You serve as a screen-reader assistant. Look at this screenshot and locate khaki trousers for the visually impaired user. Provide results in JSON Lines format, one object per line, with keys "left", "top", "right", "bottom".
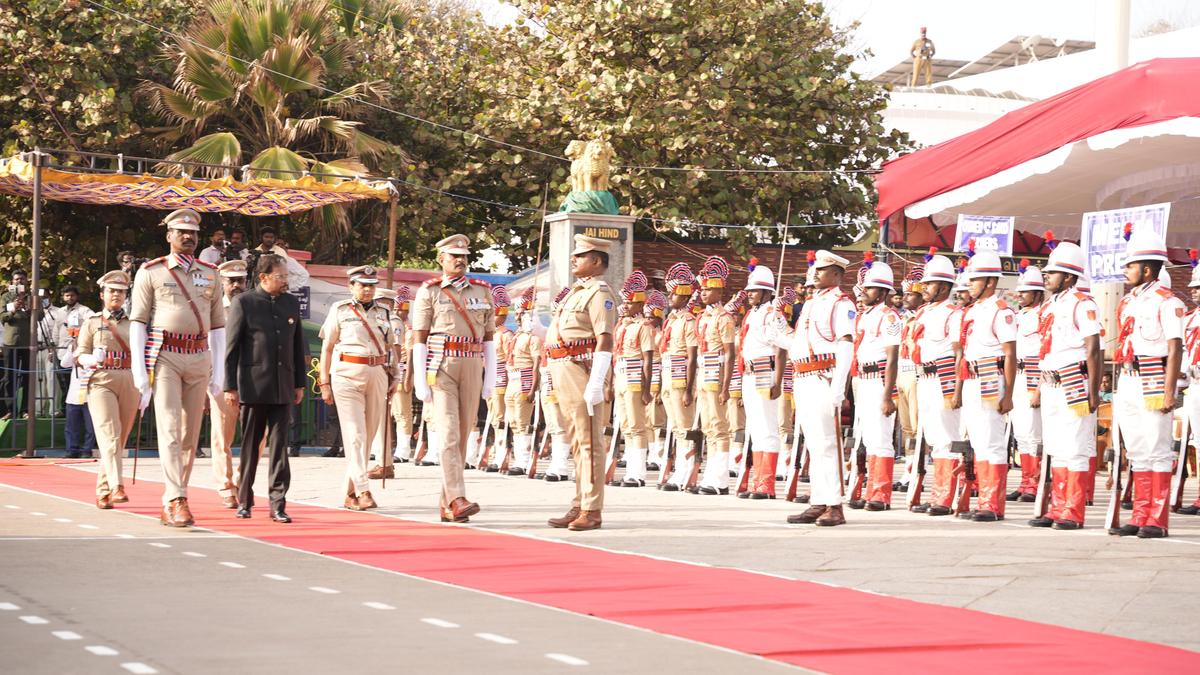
{"left": 88, "top": 373, "right": 138, "bottom": 497}
{"left": 208, "top": 389, "right": 238, "bottom": 497}
{"left": 153, "top": 351, "right": 210, "bottom": 505}
{"left": 433, "top": 355, "right": 483, "bottom": 510}
{"left": 778, "top": 395, "right": 794, "bottom": 438}
{"left": 665, "top": 386, "right": 697, "bottom": 442}
{"left": 550, "top": 359, "right": 606, "bottom": 511}
{"left": 617, "top": 385, "right": 650, "bottom": 447}
{"left": 505, "top": 381, "right": 535, "bottom": 435}
{"left": 488, "top": 386, "right": 507, "bottom": 440}
{"left": 697, "top": 388, "right": 730, "bottom": 454}
{"left": 394, "top": 386, "right": 413, "bottom": 436}
{"left": 333, "top": 362, "right": 386, "bottom": 496}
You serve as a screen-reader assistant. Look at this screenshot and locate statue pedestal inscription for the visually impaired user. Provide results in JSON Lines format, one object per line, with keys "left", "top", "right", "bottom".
{"left": 546, "top": 211, "right": 635, "bottom": 295}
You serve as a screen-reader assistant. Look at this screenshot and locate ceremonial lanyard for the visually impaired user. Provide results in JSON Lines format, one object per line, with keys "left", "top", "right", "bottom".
{"left": 349, "top": 302, "right": 385, "bottom": 356}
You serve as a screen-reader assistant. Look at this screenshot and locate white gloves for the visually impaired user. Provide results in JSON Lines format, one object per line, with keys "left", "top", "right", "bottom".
{"left": 139, "top": 388, "right": 153, "bottom": 412}
{"left": 413, "top": 343, "right": 431, "bottom": 402}
{"left": 482, "top": 340, "right": 496, "bottom": 400}
{"left": 76, "top": 347, "right": 103, "bottom": 370}
{"left": 208, "top": 328, "right": 226, "bottom": 399}
{"left": 830, "top": 340, "right": 854, "bottom": 409}
{"left": 130, "top": 321, "right": 151, "bottom": 397}
{"left": 584, "top": 351, "right": 612, "bottom": 414}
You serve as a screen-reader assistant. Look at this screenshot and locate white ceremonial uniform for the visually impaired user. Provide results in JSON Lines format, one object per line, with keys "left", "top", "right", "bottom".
{"left": 739, "top": 303, "right": 790, "bottom": 457}
{"left": 1039, "top": 289, "right": 1101, "bottom": 472}
{"left": 1115, "top": 279, "right": 1185, "bottom": 473}
{"left": 1183, "top": 308, "right": 1200, "bottom": 458}
{"left": 788, "top": 287, "right": 856, "bottom": 506}
{"left": 914, "top": 300, "right": 963, "bottom": 460}
{"left": 853, "top": 303, "right": 901, "bottom": 458}
{"left": 960, "top": 297, "right": 1016, "bottom": 465}
{"left": 1012, "top": 305, "right": 1043, "bottom": 461}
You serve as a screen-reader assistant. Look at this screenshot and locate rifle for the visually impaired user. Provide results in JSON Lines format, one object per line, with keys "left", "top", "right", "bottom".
{"left": 675, "top": 407, "right": 703, "bottom": 489}
{"left": 475, "top": 407, "right": 495, "bottom": 469}
{"left": 1105, "top": 409, "right": 1126, "bottom": 532}
{"left": 496, "top": 422, "right": 512, "bottom": 473}
{"left": 382, "top": 390, "right": 392, "bottom": 489}
{"left": 527, "top": 391, "right": 543, "bottom": 479}
{"left": 951, "top": 440, "right": 976, "bottom": 516}
{"left": 683, "top": 422, "right": 706, "bottom": 491}
{"left": 906, "top": 417, "right": 928, "bottom": 510}
{"left": 657, "top": 394, "right": 676, "bottom": 488}
{"left": 412, "top": 414, "right": 428, "bottom": 463}
{"left": 784, "top": 405, "right": 804, "bottom": 501}
{"left": 604, "top": 404, "right": 622, "bottom": 484}
{"left": 1171, "top": 410, "right": 1190, "bottom": 510}
{"left": 1031, "top": 442, "right": 1052, "bottom": 519}
{"left": 848, "top": 442, "right": 867, "bottom": 505}
{"left": 833, "top": 403, "right": 846, "bottom": 498}
{"left": 735, "top": 431, "right": 753, "bottom": 496}
{"left": 131, "top": 408, "right": 143, "bottom": 485}
{"left": 845, "top": 403, "right": 863, "bottom": 496}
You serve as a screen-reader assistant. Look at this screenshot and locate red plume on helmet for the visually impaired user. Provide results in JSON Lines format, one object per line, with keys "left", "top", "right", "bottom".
{"left": 1190, "top": 249, "right": 1199, "bottom": 269}
{"left": 924, "top": 246, "right": 937, "bottom": 263}
{"left": 747, "top": 256, "right": 758, "bottom": 272}
{"left": 1019, "top": 258, "right": 1030, "bottom": 273}
{"left": 862, "top": 250, "right": 874, "bottom": 269}
{"left": 966, "top": 238, "right": 977, "bottom": 258}
{"left": 1043, "top": 230, "right": 1057, "bottom": 251}
{"left": 1123, "top": 222, "right": 1133, "bottom": 242}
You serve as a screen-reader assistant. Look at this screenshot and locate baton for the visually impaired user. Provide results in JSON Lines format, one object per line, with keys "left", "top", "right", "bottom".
{"left": 132, "top": 408, "right": 143, "bottom": 485}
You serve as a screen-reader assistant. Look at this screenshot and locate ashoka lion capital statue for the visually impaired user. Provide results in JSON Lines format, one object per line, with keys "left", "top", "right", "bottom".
{"left": 559, "top": 138, "right": 620, "bottom": 215}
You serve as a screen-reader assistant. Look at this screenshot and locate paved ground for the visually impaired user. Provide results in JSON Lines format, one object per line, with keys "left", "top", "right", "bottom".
{"left": 3, "top": 455, "right": 1199, "bottom": 674}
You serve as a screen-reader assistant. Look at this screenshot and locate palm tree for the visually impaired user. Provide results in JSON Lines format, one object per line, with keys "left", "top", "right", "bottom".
{"left": 139, "top": 0, "right": 405, "bottom": 248}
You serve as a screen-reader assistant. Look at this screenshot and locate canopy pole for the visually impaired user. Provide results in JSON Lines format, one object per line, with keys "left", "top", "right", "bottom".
{"left": 384, "top": 196, "right": 398, "bottom": 290}
{"left": 775, "top": 200, "right": 792, "bottom": 293}
{"left": 24, "top": 151, "right": 46, "bottom": 458}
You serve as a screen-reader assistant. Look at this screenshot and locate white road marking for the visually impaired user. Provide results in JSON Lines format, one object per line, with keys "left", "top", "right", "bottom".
{"left": 52, "top": 630, "right": 82, "bottom": 640}
{"left": 53, "top": 517, "right": 72, "bottom": 523}
{"left": 475, "top": 632, "right": 518, "bottom": 645}
{"left": 78, "top": 524, "right": 100, "bottom": 530}
{"left": 0, "top": 602, "right": 19, "bottom": 610}
{"left": 121, "top": 662, "right": 158, "bottom": 674}
{"left": 363, "top": 601, "right": 395, "bottom": 610}
{"left": 545, "top": 653, "right": 589, "bottom": 666}
{"left": 219, "top": 562, "right": 246, "bottom": 569}
{"left": 115, "top": 534, "right": 135, "bottom": 539}
{"left": 181, "top": 551, "right": 207, "bottom": 558}
{"left": 19, "top": 615, "right": 49, "bottom": 624}
{"left": 29, "top": 511, "right": 46, "bottom": 516}
{"left": 85, "top": 646, "right": 119, "bottom": 656}
{"left": 308, "top": 586, "right": 340, "bottom": 594}
{"left": 4, "top": 504, "right": 18, "bottom": 509}
{"left": 262, "top": 574, "right": 291, "bottom": 581}
{"left": 421, "top": 617, "right": 460, "bottom": 628}
{"left": 148, "top": 543, "right": 171, "bottom": 549}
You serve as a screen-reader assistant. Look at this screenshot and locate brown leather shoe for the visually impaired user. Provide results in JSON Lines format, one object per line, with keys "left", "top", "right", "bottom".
{"left": 221, "top": 492, "right": 238, "bottom": 509}
{"left": 548, "top": 506, "right": 581, "bottom": 528}
{"left": 111, "top": 486, "right": 129, "bottom": 504}
{"left": 344, "top": 494, "right": 366, "bottom": 511}
{"left": 96, "top": 494, "right": 113, "bottom": 510}
{"left": 816, "top": 504, "right": 846, "bottom": 527}
{"left": 449, "top": 497, "right": 480, "bottom": 520}
{"left": 176, "top": 498, "right": 195, "bottom": 526}
{"left": 160, "top": 498, "right": 188, "bottom": 527}
{"left": 367, "top": 464, "right": 395, "bottom": 480}
{"left": 358, "top": 491, "right": 379, "bottom": 510}
{"left": 567, "top": 510, "right": 602, "bottom": 531}
{"left": 786, "top": 505, "right": 827, "bottom": 524}
{"left": 440, "top": 508, "right": 470, "bottom": 523}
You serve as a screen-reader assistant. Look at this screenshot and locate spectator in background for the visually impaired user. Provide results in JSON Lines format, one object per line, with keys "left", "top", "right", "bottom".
{"left": 198, "top": 227, "right": 228, "bottom": 266}
{"left": 55, "top": 285, "right": 92, "bottom": 415}
{"left": 245, "top": 226, "right": 310, "bottom": 290}
{"left": 1100, "top": 372, "right": 1114, "bottom": 403}
{"left": 1, "top": 270, "right": 32, "bottom": 419}
{"left": 57, "top": 318, "right": 97, "bottom": 459}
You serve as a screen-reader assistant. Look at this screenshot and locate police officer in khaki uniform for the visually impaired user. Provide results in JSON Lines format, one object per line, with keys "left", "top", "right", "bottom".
{"left": 319, "top": 265, "right": 400, "bottom": 510}
{"left": 661, "top": 263, "right": 699, "bottom": 491}
{"left": 76, "top": 271, "right": 138, "bottom": 509}
{"left": 613, "top": 272, "right": 654, "bottom": 487}
{"left": 505, "top": 287, "right": 542, "bottom": 475}
{"left": 393, "top": 286, "right": 416, "bottom": 462}
{"left": 412, "top": 235, "right": 496, "bottom": 523}
{"left": 485, "top": 286, "right": 513, "bottom": 471}
{"left": 130, "top": 208, "right": 225, "bottom": 527}
{"left": 694, "top": 257, "right": 736, "bottom": 494}
{"left": 367, "top": 287, "right": 403, "bottom": 480}
{"left": 546, "top": 235, "right": 617, "bottom": 531}
{"left": 209, "top": 259, "right": 247, "bottom": 507}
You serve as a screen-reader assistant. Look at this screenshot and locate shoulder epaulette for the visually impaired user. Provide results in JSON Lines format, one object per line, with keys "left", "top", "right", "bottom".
{"left": 331, "top": 298, "right": 352, "bottom": 308}
{"left": 995, "top": 299, "right": 1009, "bottom": 310}
{"left": 1155, "top": 287, "right": 1173, "bottom": 299}
{"left": 196, "top": 259, "right": 217, "bottom": 270}
{"left": 422, "top": 276, "right": 442, "bottom": 287}
{"left": 597, "top": 280, "right": 610, "bottom": 287}
{"left": 469, "top": 278, "right": 490, "bottom": 288}
{"left": 1072, "top": 290, "right": 1090, "bottom": 301}
{"left": 142, "top": 256, "right": 166, "bottom": 269}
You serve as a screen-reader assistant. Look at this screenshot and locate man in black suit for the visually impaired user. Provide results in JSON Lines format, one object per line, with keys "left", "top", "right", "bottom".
{"left": 224, "top": 254, "right": 307, "bottom": 523}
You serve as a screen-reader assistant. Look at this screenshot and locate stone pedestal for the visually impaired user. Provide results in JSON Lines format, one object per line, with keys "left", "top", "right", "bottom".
{"left": 545, "top": 211, "right": 636, "bottom": 299}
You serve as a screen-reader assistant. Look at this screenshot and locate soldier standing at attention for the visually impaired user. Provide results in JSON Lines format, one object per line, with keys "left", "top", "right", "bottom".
{"left": 486, "top": 286, "right": 513, "bottom": 471}
{"left": 412, "top": 235, "right": 496, "bottom": 523}
{"left": 76, "top": 271, "right": 137, "bottom": 509}
{"left": 546, "top": 236, "right": 617, "bottom": 531}
{"left": 505, "top": 287, "right": 543, "bottom": 476}
{"left": 318, "top": 266, "right": 400, "bottom": 511}
{"left": 130, "top": 208, "right": 225, "bottom": 528}
{"left": 209, "top": 260, "right": 247, "bottom": 508}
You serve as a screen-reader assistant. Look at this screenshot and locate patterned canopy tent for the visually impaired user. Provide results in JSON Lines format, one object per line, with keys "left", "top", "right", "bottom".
{"left": 0, "top": 154, "right": 393, "bottom": 215}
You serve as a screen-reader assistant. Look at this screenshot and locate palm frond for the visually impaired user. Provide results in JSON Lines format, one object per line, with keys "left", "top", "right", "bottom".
{"left": 160, "top": 132, "right": 243, "bottom": 178}
{"left": 137, "top": 82, "right": 216, "bottom": 127}
{"left": 247, "top": 146, "right": 310, "bottom": 181}
{"left": 318, "top": 79, "right": 391, "bottom": 114}
{"left": 261, "top": 34, "right": 323, "bottom": 95}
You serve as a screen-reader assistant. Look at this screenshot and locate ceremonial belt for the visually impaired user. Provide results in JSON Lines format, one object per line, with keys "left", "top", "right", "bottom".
{"left": 1119, "top": 355, "right": 1166, "bottom": 374}
{"left": 700, "top": 351, "right": 723, "bottom": 391}
{"left": 747, "top": 355, "right": 775, "bottom": 395}
{"left": 340, "top": 353, "right": 388, "bottom": 366}
{"left": 99, "top": 352, "right": 132, "bottom": 370}
{"left": 1122, "top": 354, "right": 1168, "bottom": 410}
{"left": 920, "top": 354, "right": 958, "bottom": 403}
{"left": 439, "top": 335, "right": 484, "bottom": 357}
{"left": 966, "top": 355, "right": 1004, "bottom": 407}
{"left": 855, "top": 360, "right": 888, "bottom": 379}
{"left": 1042, "top": 361, "right": 1091, "bottom": 416}
{"left": 792, "top": 354, "right": 834, "bottom": 375}
{"left": 965, "top": 355, "right": 1005, "bottom": 378}
{"left": 161, "top": 331, "right": 208, "bottom": 353}
{"left": 1041, "top": 361, "right": 1089, "bottom": 383}
{"left": 619, "top": 356, "right": 645, "bottom": 391}
{"left": 1018, "top": 357, "right": 1041, "bottom": 393}
{"left": 506, "top": 366, "right": 535, "bottom": 394}
{"left": 547, "top": 339, "right": 596, "bottom": 361}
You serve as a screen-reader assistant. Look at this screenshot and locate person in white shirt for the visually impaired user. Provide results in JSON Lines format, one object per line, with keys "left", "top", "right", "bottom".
{"left": 1178, "top": 265, "right": 1200, "bottom": 517}
{"left": 737, "top": 265, "right": 790, "bottom": 499}
{"left": 785, "top": 251, "right": 855, "bottom": 527}
{"left": 957, "top": 250, "right": 1017, "bottom": 522}
{"left": 1111, "top": 227, "right": 1184, "bottom": 538}
{"left": 56, "top": 295, "right": 95, "bottom": 457}
{"left": 198, "top": 227, "right": 229, "bottom": 266}
{"left": 851, "top": 262, "right": 902, "bottom": 511}
{"left": 1027, "top": 243, "right": 1102, "bottom": 530}
{"left": 1009, "top": 264, "right": 1046, "bottom": 503}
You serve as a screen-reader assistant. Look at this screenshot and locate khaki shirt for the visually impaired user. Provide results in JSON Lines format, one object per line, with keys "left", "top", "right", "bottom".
{"left": 698, "top": 306, "right": 735, "bottom": 354}
{"left": 509, "top": 330, "right": 543, "bottom": 369}
{"left": 76, "top": 310, "right": 133, "bottom": 388}
{"left": 495, "top": 326, "right": 514, "bottom": 362}
{"left": 130, "top": 254, "right": 224, "bottom": 333}
{"left": 617, "top": 317, "right": 655, "bottom": 359}
{"left": 320, "top": 299, "right": 395, "bottom": 361}
{"left": 412, "top": 276, "right": 494, "bottom": 342}
{"left": 547, "top": 277, "right": 616, "bottom": 344}
{"left": 664, "top": 310, "right": 698, "bottom": 356}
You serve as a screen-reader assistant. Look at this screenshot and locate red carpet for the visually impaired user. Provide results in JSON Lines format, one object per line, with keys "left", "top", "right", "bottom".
{"left": 3, "top": 464, "right": 1197, "bottom": 674}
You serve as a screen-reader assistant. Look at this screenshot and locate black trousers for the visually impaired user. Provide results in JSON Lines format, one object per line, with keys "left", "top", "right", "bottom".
{"left": 237, "top": 403, "right": 292, "bottom": 509}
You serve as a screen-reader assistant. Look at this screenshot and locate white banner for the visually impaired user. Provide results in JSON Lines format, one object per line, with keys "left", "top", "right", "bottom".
{"left": 954, "top": 215, "right": 1014, "bottom": 257}
{"left": 1080, "top": 202, "right": 1172, "bottom": 284}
